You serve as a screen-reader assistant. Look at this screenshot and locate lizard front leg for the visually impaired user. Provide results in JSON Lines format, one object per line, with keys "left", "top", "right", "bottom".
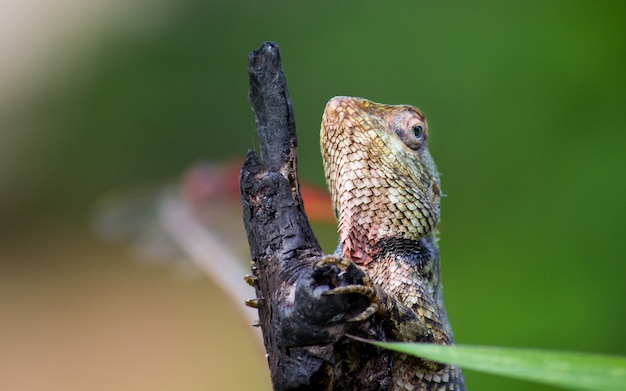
{"left": 317, "top": 255, "right": 449, "bottom": 372}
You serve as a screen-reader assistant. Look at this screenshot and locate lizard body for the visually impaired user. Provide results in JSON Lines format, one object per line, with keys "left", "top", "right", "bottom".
{"left": 320, "top": 97, "right": 465, "bottom": 390}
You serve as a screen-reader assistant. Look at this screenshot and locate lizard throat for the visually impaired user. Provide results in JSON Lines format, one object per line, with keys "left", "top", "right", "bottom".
{"left": 337, "top": 196, "right": 438, "bottom": 266}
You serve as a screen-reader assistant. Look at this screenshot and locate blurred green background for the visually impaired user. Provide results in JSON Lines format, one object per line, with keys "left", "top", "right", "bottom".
{"left": 1, "top": 1, "right": 625, "bottom": 390}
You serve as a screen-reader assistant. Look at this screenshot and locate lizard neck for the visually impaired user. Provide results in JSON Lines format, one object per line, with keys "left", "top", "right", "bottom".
{"left": 336, "top": 187, "right": 440, "bottom": 265}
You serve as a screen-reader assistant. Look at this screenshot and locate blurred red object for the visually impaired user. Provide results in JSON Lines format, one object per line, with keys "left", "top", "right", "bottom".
{"left": 181, "top": 161, "right": 335, "bottom": 225}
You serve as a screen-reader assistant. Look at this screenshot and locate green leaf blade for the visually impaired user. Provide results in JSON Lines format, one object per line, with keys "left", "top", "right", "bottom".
{"left": 369, "top": 342, "right": 626, "bottom": 391}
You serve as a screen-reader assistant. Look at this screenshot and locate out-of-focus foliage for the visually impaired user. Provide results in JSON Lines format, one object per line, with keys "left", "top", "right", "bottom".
{"left": 1, "top": 1, "right": 624, "bottom": 390}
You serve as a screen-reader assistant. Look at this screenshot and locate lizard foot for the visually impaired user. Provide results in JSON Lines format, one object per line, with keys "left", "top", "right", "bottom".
{"left": 313, "top": 255, "right": 379, "bottom": 323}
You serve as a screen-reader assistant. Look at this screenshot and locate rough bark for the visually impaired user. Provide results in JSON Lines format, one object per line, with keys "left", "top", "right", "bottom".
{"left": 240, "top": 42, "right": 391, "bottom": 391}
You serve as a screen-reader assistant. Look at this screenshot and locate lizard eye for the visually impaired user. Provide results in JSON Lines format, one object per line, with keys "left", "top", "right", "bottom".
{"left": 412, "top": 125, "right": 423, "bottom": 139}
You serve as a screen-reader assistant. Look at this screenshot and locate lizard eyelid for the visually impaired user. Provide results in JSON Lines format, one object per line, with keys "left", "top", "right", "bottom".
{"left": 394, "top": 113, "right": 426, "bottom": 151}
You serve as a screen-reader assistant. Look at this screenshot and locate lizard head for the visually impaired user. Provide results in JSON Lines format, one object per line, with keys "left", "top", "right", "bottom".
{"left": 321, "top": 96, "right": 441, "bottom": 265}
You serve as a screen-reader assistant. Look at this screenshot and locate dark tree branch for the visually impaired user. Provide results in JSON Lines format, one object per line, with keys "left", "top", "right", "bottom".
{"left": 240, "top": 42, "right": 391, "bottom": 391}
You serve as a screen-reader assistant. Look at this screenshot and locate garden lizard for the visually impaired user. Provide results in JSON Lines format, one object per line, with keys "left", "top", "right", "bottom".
{"left": 320, "top": 96, "right": 465, "bottom": 390}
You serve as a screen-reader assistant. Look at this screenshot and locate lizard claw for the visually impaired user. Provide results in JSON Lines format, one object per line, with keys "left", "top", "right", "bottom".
{"left": 314, "top": 255, "right": 379, "bottom": 323}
